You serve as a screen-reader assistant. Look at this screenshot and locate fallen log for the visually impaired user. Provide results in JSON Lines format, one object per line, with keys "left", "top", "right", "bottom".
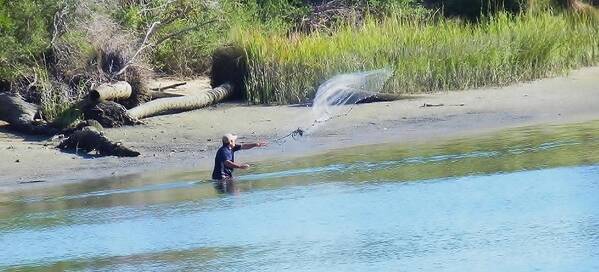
{"left": 83, "top": 101, "right": 142, "bottom": 128}
{"left": 0, "top": 93, "right": 56, "bottom": 135}
{"left": 128, "top": 83, "right": 233, "bottom": 119}
{"left": 57, "top": 126, "right": 140, "bottom": 157}
{"left": 89, "top": 81, "right": 132, "bottom": 102}
{"left": 60, "top": 119, "right": 104, "bottom": 136}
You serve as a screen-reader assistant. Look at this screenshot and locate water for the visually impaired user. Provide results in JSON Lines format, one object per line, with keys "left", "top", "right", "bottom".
{"left": 1, "top": 121, "right": 599, "bottom": 271}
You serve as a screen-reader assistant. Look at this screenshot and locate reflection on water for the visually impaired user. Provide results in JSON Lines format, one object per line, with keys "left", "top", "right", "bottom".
{"left": 1, "top": 121, "right": 599, "bottom": 271}
{"left": 212, "top": 180, "right": 240, "bottom": 195}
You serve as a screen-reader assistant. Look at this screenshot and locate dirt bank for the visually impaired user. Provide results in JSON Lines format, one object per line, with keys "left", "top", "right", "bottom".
{"left": 2, "top": 66, "right": 599, "bottom": 192}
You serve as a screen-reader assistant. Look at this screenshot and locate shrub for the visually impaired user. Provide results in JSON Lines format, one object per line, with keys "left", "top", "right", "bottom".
{"left": 0, "top": 0, "right": 59, "bottom": 81}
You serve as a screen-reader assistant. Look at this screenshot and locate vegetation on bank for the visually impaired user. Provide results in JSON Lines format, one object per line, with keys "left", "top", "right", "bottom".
{"left": 236, "top": 10, "right": 599, "bottom": 104}
{"left": 1, "top": 0, "right": 599, "bottom": 118}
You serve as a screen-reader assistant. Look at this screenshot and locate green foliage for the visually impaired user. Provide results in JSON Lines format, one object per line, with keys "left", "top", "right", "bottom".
{"left": 150, "top": 1, "right": 227, "bottom": 75}
{"left": 0, "top": 0, "right": 422, "bottom": 80}
{"left": 0, "top": 0, "right": 59, "bottom": 81}
{"left": 139, "top": 0, "right": 310, "bottom": 75}
{"left": 0, "top": 0, "right": 86, "bottom": 125}
{"left": 29, "top": 65, "right": 81, "bottom": 124}
{"left": 53, "top": 30, "right": 96, "bottom": 79}
{"left": 116, "top": 5, "right": 145, "bottom": 30}
{"left": 235, "top": 12, "right": 599, "bottom": 104}
{"left": 252, "top": 0, "right": 310, "bottom": 23}
{"left": 109, "top": 0, "right": 228, "bottom": 75}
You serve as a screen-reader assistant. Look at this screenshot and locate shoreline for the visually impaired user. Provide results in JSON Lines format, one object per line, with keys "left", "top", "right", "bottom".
{"left": 2, "top": 66, "right": 599, "bottom": 193}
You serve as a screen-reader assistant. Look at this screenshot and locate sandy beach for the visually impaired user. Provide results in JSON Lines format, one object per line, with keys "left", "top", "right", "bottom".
{"left": 1, "top": 66, "right": 598, "bottom": 192}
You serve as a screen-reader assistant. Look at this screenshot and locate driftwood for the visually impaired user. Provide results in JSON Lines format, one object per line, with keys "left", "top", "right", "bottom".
{"left": 0, "top": 94, "right": 139, "bottom": 157}
{"left": 150, "top": 82, "right": 187, "bottom": 91}
{"left": 61, "top": 119, "right": 104, "bottom": 136}
{"left": 0, "top": 93, "right": 56, "bottom": 135}
{"left": 89, "top": 81, "right": 132, "bottom": 102}
{"left": 57, "top": 126, "right": 140, "bottom": 157}
{"left": 355, "top": 92, "right": 410, "bottom": 104}
{"left": 326, "top": 90, "right": 412, "bottom": 104}
{"left": 128, "top": 83, "right": 233, "bottom": 119}
{"left": 84, "top": 101, "right": 142, "bottom": 128}
{"left": 420, "top": 103, "right": 465, "bottom": 108}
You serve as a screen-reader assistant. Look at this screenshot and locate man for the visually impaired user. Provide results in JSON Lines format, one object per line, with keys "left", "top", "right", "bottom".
{"left": 212, "top": 133, "right": 267, "bottom": 180}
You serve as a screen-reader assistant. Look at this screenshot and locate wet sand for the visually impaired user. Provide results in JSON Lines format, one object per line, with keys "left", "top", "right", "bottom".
{"left": 1, "top": 66, "right": 598, "bottom": 192}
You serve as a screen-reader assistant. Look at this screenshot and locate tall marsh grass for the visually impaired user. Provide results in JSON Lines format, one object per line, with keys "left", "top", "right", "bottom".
{"left": 234, "top": 12, "right": 599, "bottom": 104}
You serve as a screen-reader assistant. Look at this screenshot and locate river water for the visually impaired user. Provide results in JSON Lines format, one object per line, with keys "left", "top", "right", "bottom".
{"left": 1, "top": 121, "right": 599, "bottom": 271}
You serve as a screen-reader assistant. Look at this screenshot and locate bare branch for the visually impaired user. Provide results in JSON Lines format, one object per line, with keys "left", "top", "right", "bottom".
{"left": 51, "top": 4, "right": 69, "bottom": 48}
{"left": 114, "top": 17, "right": 217, "bottom": 77}
{"left": 114, "top": 21, "right": 161, "bottom": 76}
{"left": 150, "top": 82, "right": 187, "bottom": 91}
{"left": 26, "top": 73, "right": 38, "bottom": 93}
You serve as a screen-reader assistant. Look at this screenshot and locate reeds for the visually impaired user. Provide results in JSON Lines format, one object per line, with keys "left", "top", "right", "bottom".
{"left": 234, "top": 11, "right": 599, "bottom": 104}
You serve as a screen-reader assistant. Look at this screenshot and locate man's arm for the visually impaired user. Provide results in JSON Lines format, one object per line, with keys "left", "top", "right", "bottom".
{"left": 224, "top": 160, "right": 249, "bottom": 169}
{"left": 240, "top": 141, "right": 268, "bottom": 150}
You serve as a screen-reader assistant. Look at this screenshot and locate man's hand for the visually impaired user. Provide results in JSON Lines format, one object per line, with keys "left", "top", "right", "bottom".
{"left": 241, "top": 141, "right": 269, "bottom": 150}
{"left": 256, "top": 141, "right": 268, "bottom": 147}
{"left": 225, "top": 160, "right": 250, "bottom": 170}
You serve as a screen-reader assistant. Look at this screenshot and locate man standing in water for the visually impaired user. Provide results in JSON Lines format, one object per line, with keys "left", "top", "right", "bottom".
{"left": 212, "top": 133, "right": 267, "bottom": 181}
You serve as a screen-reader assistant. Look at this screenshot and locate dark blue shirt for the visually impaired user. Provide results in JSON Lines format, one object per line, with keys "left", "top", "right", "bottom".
{"left": 212, "top": 144, "right": 241, "bottom": 180}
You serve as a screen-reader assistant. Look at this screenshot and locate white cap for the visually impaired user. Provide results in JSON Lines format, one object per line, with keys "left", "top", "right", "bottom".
{"left": 222, "top": 133, "right": 238, "bottom": 144}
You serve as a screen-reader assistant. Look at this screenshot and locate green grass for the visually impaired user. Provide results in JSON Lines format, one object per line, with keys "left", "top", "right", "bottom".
{"left": 234, "top": 11, "right": 599, "bottom": 104}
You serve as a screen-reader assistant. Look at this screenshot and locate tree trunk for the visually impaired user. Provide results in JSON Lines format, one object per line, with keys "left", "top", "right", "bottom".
{"left": 83, "top": 101, "right": 142, "bottom": 128}
{"left": 89, "top": 81, "right": 132, "bottom": 102}
{"left": 0, "top": 93, "right": 56, "bottom": 134}
{"left": 128, "top": 83, "right": 233, "bottom": 119}
{"left": 57, "top": 126, "right": 140, "bottom": 157}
